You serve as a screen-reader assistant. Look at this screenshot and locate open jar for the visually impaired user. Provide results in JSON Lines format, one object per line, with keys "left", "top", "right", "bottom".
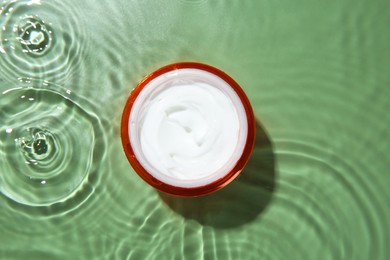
{"left": 121, "top": 62, "right": 255, "bottom": 196}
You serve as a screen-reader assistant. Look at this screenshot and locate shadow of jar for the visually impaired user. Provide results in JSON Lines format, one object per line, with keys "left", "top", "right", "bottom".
{"left": 159, "top": 119, "right": 275, "bottom": 229}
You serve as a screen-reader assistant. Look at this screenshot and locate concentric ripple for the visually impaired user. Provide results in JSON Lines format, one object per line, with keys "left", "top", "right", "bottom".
{"left": 0, "top": 0, "right": 88, "bottom": 84}
{"left": 0, "top": 79, "right": 106, "bottom": 206}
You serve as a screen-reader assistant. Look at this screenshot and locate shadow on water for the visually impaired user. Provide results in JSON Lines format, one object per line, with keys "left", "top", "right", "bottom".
{"left": 159, "top": 119, "right": 275, "bottom": 229}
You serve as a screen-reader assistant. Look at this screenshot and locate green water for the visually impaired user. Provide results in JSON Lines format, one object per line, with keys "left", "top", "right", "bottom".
{"left": 0, "top": 0, "right": 389, "bottom": 259}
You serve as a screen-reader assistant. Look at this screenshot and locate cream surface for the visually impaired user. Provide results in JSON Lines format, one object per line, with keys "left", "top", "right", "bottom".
{"left": 129, "top": 69, "right": 248, "bottom": 188}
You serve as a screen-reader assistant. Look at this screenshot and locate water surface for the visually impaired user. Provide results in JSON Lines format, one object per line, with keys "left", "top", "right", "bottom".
{"left": 0, "top": 0, "right": 389, "bottom": 259}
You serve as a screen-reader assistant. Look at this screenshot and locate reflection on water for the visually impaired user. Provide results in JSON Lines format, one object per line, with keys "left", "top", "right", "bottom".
{"left": 0, "top": 0, "right": 389, "bottom": 259}
{"left": 160, "top": 120, "right": 275, "bottom": 229}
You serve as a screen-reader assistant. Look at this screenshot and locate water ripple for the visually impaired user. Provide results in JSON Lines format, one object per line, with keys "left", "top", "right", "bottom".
{"left": 0, "top": 80, "right": 104, "bottom": 207}
{"left": 0, "top": 0, "right": 388, "bottom": 259}
{"left": 178, "top": 0, "right": 208, "bottom": 7}
{"left": 0, "top": 0, "right": 89, "bottom": 85}
{"left": 273, "top": 138, "right": 387, "bottom": 259}
{"left": 0, "top": 79, "right": 108, "bottom": 236}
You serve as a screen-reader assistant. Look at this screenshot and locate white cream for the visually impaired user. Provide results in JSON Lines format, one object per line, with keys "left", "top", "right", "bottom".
{"left": 129, "top": 68, "right": 248, "bottom": 188}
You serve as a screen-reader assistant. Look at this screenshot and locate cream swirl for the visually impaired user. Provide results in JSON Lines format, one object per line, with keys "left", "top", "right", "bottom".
{"left": 129, "top": 68, "right": 248, "bottom": 188}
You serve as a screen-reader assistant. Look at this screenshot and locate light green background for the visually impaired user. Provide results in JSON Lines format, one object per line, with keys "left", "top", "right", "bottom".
{"left": 0, "top": 0, "right": 389, "bottom": 259}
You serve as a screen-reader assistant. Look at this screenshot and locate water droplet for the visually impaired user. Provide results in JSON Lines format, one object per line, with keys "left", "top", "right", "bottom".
{"left": 17, "top": 16, "right": 52, "bottom": 56}
{"left": 18, "top": 128, "right": 53, "bottom": 162}
{"left": 33, "top": 134, "right": 48, "bottom": 155}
